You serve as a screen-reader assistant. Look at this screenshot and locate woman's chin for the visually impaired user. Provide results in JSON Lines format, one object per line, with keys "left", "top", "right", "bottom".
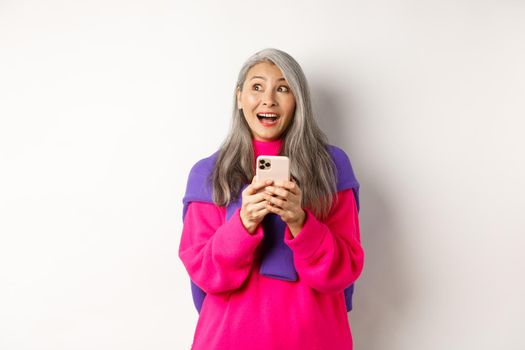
{"left": 253, "top": 131, "right": 282, "bottom": 141}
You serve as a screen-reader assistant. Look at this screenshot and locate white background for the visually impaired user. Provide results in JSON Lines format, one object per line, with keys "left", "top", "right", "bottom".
{"left": 1, "top": 1, "right": 524, "bottom": 349}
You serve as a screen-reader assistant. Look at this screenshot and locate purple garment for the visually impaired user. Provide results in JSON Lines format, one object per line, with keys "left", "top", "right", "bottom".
{"left": 182, "top": 145, "right": 360, "bottom": 312}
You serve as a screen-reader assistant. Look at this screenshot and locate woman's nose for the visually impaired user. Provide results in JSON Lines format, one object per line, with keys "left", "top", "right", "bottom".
{"left": 262, "top": 90, "right": 277, "bottom": 106}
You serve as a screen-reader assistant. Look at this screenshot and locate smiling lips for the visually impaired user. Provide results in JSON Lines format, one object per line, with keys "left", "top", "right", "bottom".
{"left": 257, "top": 112, "right": 280, "bottom": 126}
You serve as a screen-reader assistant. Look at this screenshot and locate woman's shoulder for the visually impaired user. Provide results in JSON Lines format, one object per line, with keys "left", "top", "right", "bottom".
{"left": 182, "top": 151, "right": 219, "bottom": 215}
{"left": 325, "top": 144, "right": 351, "bottom": 169}
{"left": 326, "top": 144, "right": 348, "bottom": 159}
{"left": 325, "top": 144, "right": 359, "bottom": 190}
{"left": 184, "top": 150, "right": 219, "bottom": 197}
{"left": 187, "top": 150, "right": 220, "bottom": 178}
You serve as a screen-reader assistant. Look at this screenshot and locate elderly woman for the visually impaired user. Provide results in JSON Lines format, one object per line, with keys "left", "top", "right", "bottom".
{"left": 179, "top": 48, "right": 364, "bottom": 349}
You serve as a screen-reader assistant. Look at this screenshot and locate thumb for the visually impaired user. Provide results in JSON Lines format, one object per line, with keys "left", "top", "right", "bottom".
{"left": 245, "top": 175, "right": 257, "bottom": 195}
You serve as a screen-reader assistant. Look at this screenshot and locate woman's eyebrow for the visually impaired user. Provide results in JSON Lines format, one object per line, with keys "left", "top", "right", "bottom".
{"left": 250, "top": 76, "right": 286, "bottom": 81}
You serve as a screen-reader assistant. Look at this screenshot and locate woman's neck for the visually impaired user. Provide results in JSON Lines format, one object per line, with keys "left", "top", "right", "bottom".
{"left": 252, "top": 138, "right": 283, "bottom": 157}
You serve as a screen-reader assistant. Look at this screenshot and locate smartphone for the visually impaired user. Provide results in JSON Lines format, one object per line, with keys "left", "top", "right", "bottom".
{"left": 255, "top": 155, "right": 290, "bottom": 183}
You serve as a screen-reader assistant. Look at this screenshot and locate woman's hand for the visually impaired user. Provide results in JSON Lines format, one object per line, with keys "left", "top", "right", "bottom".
{"left": 240, "top": 176, "right": 273, "bottom": 234}
{"left": 262, "top": 180, "right": 306, "bottom": 237}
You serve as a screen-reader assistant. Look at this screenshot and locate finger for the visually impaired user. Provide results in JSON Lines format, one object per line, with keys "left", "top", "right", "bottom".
{"left": 244, "top": 178, "right": 256, "bottom": 196}
{"left": 244, "top": 191, "right": 264, "bottom": 202}
{"left": 245, "top": 203, "right": 270, "bottom": 220}
{"left": 252, "top": 206, "right": 270, "bottom": 219}
{"left": 244, "top": 185, "right": 256, "bottom": 196}
{"left": 245, "top": 180, "right": 270, "bottom": 196}
{"left": 264, "top": 186, "right": 290, "bottom": 199}
{"left": 252, "top": 178, "right": 273, "bottom": 192}
{"left": 244, "top": 176, "right": 261, "bottom": 195}
{"left": 248, "top": 200, "right": 270, "bottom": 215}
{"left": 263, "top": 193, "right": 287, "bottom": 210}
{"left": 265, "top": 201, "right": 284, "bottom": 216}
{"left": 282, "top": 181, "right": 299, "bottom": 195}
{"left": 252, "top": 192, "right": 268, "bottom": 203}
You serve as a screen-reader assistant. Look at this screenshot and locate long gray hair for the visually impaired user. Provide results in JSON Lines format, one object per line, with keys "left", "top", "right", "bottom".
{"left": 211, "top": 48, "right": 338, "bottom": 220}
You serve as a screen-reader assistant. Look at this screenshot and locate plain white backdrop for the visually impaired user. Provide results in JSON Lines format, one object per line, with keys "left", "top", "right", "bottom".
{"left": 1, "top": 1, "right": 524, "bottom": 349}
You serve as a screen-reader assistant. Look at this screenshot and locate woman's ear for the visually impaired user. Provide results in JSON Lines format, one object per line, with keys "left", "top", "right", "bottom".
{"left": 236, "top": 87, "right": 242, "bottom": 110}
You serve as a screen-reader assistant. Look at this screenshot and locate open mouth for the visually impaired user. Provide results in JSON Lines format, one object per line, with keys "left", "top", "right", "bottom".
{"left": 257, "top": 113, "right": 280, "bottom": 125}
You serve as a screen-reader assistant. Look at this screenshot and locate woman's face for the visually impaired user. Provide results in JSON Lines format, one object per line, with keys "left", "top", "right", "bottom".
{"left": 237, "top": 61, "right": 296, "bottom": 142}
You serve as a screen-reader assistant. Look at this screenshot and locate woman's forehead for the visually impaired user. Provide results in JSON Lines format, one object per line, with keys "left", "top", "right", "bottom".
{"left": 246, "top": 61, "right": 286, "bottom": 80}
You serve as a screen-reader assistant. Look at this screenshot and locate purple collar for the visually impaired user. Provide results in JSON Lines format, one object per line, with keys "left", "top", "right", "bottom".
{"left": 182, "top": 145, "right": 360, "bottom": 312}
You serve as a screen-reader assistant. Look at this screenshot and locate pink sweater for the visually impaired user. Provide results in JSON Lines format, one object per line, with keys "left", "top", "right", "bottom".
{"left": 179, "top": 139, "right": 364, "bottom": 350}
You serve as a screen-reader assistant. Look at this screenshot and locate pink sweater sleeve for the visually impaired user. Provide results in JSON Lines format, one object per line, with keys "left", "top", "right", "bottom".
{"left": 284, "top": 189, "right": 364, "bottom": 294}
{"left": 178, "top": 203, "right": 264, "bottom": 294}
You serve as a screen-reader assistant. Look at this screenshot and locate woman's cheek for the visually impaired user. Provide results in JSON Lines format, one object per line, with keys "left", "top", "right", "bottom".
{"left": 245, "top": 92, "right": 259, "bottom": 102}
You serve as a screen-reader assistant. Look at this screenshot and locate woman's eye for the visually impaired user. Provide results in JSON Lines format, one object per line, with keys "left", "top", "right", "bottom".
{"left": 278, "top": 86, "right": 289, "bottom": 92}
{"left": 252, "top": 84, "right": 262, "bottom": 91}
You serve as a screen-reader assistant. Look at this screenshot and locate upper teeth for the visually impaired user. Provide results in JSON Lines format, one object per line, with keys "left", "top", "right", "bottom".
{"left": 258, "top": 113, "right": 278, "bottom": 117}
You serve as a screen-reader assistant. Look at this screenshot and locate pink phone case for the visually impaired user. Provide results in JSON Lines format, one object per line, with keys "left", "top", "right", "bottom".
{"left": 255, "top": 155, "right": 290, "bottom": 182}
